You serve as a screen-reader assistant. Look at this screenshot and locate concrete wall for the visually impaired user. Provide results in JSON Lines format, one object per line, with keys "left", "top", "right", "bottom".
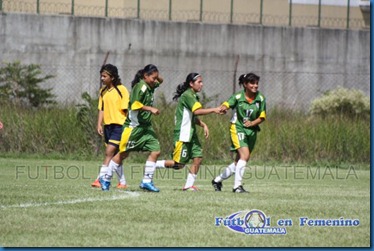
{"left": 0, "top": 12, "right": 370, "bottom": 110}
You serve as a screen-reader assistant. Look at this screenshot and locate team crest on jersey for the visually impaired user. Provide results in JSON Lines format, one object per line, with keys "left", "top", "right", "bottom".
{"left": 141, "top": 84, "right": 147, "bottom": 93}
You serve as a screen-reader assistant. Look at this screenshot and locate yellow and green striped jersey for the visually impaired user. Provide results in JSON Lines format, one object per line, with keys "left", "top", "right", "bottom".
{"left": 222, "top": 91, "right": 266, "bottom": 133}
{"left": 125, "top": 80, "right": 160, "bottom": 128}
{"left": 174, "top": 88, "right": 202, "bottom": 142}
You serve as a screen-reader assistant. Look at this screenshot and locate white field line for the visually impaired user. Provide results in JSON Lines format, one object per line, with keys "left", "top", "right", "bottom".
{"left": 0, "top": 191, "right": 140, "bottom": 209}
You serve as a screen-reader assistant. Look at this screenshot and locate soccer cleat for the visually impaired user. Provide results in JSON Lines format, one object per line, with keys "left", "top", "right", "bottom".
{"left": 211, "top": 179, "right": 222, "bottom": 192}
{"left": 116, "top": 183, "right": 128, "bottom": 189}
{"left": 99, "top": 177, "right": 111, "bottom": 191}
{"left": 182, "top": 186, "right": 199, "bottom": 192}
{"left": 91, "top": 179, "right": 101, "bottom": 188}
{"left": 233, "top": 185, "right": 248, "bottom": 193}
{"left": 139, "top": 181, "right": 160, "bottom": 192}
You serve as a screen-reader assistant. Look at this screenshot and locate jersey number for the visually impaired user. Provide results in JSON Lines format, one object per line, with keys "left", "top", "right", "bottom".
{"left": 182, "top": 149, "right": 188, "bottom": 158}
{"left": 245, "top": 109, "right": 254, "bottom": 118}
{"left": 237, "top": 133, "right": 245, "bottom": 140}
{"left": 126, "top": 141, "right": 136, "bottom": 149}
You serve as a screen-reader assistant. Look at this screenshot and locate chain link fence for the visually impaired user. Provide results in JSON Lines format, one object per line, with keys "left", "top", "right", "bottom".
{"left": 39, "top": 64, "right": 370, "bottom": 112}
{"left": 0, "top": 0, "right": 369, "bottom": 29}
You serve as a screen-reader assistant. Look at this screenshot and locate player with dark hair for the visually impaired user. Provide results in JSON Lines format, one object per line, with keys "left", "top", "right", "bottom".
{"left": 212, "top": 72, "right": 266, "bottom": 193}
{"left": 156, "top": 73, "right": 224, "bottom": 191}
{"left": 98, "top": 64, "right": 164, "bottom": 192}
{"left": 91, "top": 64, "right": 129, "bottom": 189}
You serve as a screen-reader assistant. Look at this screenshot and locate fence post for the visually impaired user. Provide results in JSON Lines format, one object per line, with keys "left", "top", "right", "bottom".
{"left": 260, "top": 0, "right": 263, "bottom": 25}
{"left": 0, "top": 0, "right": 2, "bottom": 12}
{"left": 37, "top": 0, "right": 40, "bottom": 14}
{"left": 346, "top": 0, "right": 350, "bottom": 29}
{"left": 169, "top": 0, "right": 172, "bottom": 20}
{"left": 230, "top": 0, "right": 233, "bottom": 23}
{"left": 105, "top": 0, "right": 108, "bottom": 17}
{"left": 318, "top": 0, "right": 321, "bottom": 27}
{"left": 200, "top": 0, "right": 203, "bottom": 22}
{"left": 71, "top": 0, "right": 74, "bottom": 15}
{"left": 289, "top": 0, "right": 292, "bottom": 26}
{"left": 137, "top": 0, "right": 140, "bottom": 18}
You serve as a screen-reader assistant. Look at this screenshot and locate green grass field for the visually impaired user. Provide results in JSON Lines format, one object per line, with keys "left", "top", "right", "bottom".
{"left": 0, "top": 157, "right": 370, "bottom": 247}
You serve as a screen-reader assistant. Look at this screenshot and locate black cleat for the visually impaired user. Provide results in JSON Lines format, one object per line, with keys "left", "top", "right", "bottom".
{"left": 211, "top": 179, "right": 222, "bottom": 192}
{"left": 233, "top": 185, "right": 248, "bottom": 193}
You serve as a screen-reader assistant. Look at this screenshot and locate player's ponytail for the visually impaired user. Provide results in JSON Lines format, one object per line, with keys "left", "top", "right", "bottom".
{"left": 238, "top": 72, "right": 260, "bottom": 87}
{"left": 173, "top": 72, "right": 200, "bottom": 101}
{"left": 131, "top": 64, "right": 159, "bottom": 88}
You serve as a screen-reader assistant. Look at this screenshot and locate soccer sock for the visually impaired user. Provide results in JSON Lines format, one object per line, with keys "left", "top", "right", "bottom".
{"left": 155, "top": 160, "right": 166, "bottom": 169}
{"left": 114, "top": 164, "right": 126, "bottom": 185}
{"left": 99, "top": 164, "right": 113, "bottom": 182}
{"left": 184, "top": 173, "right": 197, "bottom": 188}
{"left": 234, "top": 159, "right": 247, "bottom": 189}
{"left": 215, "top": 162, "right": 236, "bottom": 182}
{"left": 142, "top": 161, "right": 156, "bottom": 183}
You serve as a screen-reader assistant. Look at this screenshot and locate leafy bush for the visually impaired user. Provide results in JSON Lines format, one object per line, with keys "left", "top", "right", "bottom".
{"left": 76, "top": 92, "right": 102, "bottom": 156}
{"left": 310, "top": 87, "right": 370, "bottom": 118}
{"left": 0, "top": 61, "right": 56, "bottom": 107}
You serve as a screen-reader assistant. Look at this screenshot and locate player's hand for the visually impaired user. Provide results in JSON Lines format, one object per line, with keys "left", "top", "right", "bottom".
{"left": 97, "top": 125, "right": 104, "bottom": 136}
{"left": 203, "top": 124, "right": 209, "bottom": 139}
{"left": 243, "top": 120, "right": 252, "bottom": 127}
{"left": 219, "top": 105, "right": 228, "bottom": 114}
{"left": 149, "top": 107, "right": 160, "bottom": 115}
{"left": 157, "top": 75, "right": 163, "bottom": 84}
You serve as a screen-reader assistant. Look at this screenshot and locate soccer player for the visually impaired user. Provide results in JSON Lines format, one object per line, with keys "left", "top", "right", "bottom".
{"left": 91, "top": 64, "right": 129, "bottom": 189}
{"left": 211, "top": 73, "right": 266, "bottom": 193}
{"left": 98, "top": 64, "right": 164, "bottom": 192}
{"left": 155, "top": 73, "right": 224, "bottom": 191}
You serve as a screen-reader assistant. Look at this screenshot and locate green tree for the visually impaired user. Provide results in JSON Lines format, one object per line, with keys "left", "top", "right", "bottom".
{"left": 0, "top": 61, "right": 56, "bottom": 107}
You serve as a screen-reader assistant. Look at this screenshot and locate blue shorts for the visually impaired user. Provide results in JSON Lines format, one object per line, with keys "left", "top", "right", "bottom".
{"left": 104, "top": 124, "right": 123, "bottom": 147}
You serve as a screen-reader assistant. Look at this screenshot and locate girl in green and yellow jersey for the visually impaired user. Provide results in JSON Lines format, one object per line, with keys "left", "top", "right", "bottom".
{"left": 212, "top": 73, "right": 266, "bottom": 193}
{"left": 99, "top": 64, "right": 164, "bottom": 192}
{"left": 156, "top": 73, "right": 224, "bottom": 191}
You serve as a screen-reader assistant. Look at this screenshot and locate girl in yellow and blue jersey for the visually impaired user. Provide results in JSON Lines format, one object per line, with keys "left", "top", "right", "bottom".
{"left": 212, "top": 73, "right": 266, "bottom": 193}
{"left": 91, "top": 64, "right": 129, "bottom": 189}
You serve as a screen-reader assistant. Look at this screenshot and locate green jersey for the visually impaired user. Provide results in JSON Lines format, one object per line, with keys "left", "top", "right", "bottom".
{"left": 174, "top": 88, "right": 202, "bottom": 142}
{"left": 223, "top": 90, "right": 266, "bottom": 134}
{"left": 124, "top": 80, "right": 160, "bottom": 128}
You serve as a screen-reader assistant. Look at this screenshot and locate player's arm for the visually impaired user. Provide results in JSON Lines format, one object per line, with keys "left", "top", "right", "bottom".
{"left": 97, "top": 93, "right": 104, "bottom": 135}
{"left": 195, "top": 118, "right": 209, "bottom": 139}
{"left": 192, "top": 102, "right": 222, "bottom": 116}
{"left": 130, "top": 84, "right": 160, "bottom": 115}
{"left": 245, "top": 117, "right": 265, "bottom": 128}
{"left": 97, "top": 110, "right": 104, "bottom": 136}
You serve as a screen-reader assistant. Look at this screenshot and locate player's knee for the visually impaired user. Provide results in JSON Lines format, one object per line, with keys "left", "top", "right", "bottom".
{"left": 172, "top": 163, "right": 185, "bottom": 170}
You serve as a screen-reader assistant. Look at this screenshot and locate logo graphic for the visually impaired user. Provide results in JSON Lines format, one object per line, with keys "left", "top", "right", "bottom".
{"left": 215, "top": 209, "right": 288, "bottom": 235}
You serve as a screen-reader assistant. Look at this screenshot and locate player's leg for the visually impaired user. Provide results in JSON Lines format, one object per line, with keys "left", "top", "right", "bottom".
{"left": 139, "top": 128, "right": 161, "bottom": 192}
{"left": 155, "top": 141, "right": 186, "bottom": 170}
{"left": 99, "top": 126, "right": 132, "bottom": 191}
{"left": 233, "top": 132, "right": 257, "bottom": 193}
{"left": 233, "top": 146, "right": 250, "bottom": 193}
{"left": 92, "top": 124, "right": 120, "bottom": 188}
{"left": 106, "top": 124, "right": 127, "bottom": 189}
{"left": 212, "top": 153, "right": 239, "bottom": 191}
{"left": 183, "top": 137, "right": 202, "bottom": 191}
{"left": 183, "top": 157, "right": 202, "bottom": 191}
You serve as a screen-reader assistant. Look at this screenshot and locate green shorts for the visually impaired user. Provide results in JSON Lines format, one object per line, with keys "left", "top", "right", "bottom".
{"left": 119, "top": 126, "right": 160, "bottom": 153}
{"left": 230, "top": 124, "right": 257, "bottom": 152}
{"left": 172, "top": 135, "right": 202, "bottom": 164}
